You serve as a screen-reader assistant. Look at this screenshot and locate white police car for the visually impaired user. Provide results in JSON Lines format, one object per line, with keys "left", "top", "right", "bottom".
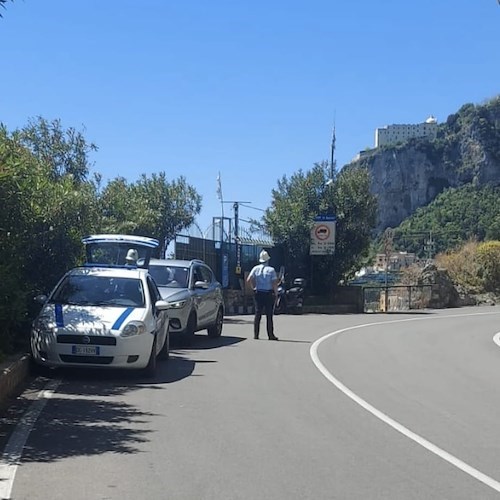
{"left": 30, "top": 235, "right": 170, "bottom": 377}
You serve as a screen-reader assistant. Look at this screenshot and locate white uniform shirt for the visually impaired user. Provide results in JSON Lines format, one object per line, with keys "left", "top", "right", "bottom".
{"left": 248, "top": 264, "right": 277, "bottom": 291}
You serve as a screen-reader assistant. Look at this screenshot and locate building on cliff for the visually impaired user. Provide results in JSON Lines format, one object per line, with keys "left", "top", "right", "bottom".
{"left": 375, "top": 116, "right": 438, "bottom": 148}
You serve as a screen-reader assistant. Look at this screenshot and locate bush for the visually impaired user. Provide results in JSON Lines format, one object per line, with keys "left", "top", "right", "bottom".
{"left": 435, "top": 239, "right": 500, "bottom": 295}
{"left": 476, "top": 241, "right": 500, "bottom": 293}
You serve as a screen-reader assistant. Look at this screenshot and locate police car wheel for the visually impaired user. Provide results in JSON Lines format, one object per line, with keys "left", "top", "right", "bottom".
{"left": 143, "top": 338, "right": 157, "bottom": 378}
{"left": 158, "top": 332, "right": 170, "bottom": 360}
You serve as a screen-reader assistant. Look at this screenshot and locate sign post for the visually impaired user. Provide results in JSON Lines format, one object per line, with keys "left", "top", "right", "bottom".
{"left": 310, "top": 215, "right": 336, "bottom": 256}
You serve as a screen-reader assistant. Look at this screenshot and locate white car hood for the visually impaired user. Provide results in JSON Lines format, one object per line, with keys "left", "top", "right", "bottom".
{"left": 40, "top": 303, "right": 145, "bottom": 335}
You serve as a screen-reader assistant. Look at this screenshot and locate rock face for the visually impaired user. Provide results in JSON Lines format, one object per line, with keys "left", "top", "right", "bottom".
{"left": 416, "top": 263, "right": 483, "bottom": 308}
{"left": 418, "top": 263, "right": 460, "bottom": 308}
{"left": 352, "top": 97, "right": 500, "bottom": 232}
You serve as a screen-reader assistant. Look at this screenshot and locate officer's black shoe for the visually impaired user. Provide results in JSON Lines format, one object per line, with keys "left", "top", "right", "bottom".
{"left": 268, "top": 336, "right": 279, "bottom": 341}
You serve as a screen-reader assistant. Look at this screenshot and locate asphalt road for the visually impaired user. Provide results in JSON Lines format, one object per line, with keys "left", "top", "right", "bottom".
{"left": 1, "top": 305, "right": 500, "bottom": 500}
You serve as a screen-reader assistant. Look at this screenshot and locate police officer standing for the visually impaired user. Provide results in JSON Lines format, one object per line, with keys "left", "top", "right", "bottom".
{"left": 246, "top": 250, "right": 279, "bottom": 341}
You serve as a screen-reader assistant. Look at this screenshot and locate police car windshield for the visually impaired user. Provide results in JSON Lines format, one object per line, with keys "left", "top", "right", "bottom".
{"left": 50, "top": 275, "right": 145, "bottom": 308}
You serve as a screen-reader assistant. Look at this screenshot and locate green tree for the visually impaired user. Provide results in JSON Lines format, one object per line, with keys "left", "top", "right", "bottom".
{"left": 0, "top": 0, "right": 12, "bottom": 17}
{"left": 99, "top": 173, "right": 201, "bottom": 256}
{"left": 16, "top": 116, "right": 98, "bottom": 183}
{"left": 264, "top": 162, "right": 377, "bottom": 294}
{"left": 0, "top": 125, "right": 100, "bottom": 352}
{"left": 476, "top": 241, "right": 500, "bottom": 293}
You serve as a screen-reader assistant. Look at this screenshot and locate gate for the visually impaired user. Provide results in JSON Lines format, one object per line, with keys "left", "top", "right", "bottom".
{"left": 363, "top": 285, "right": 433, "bottom": 313}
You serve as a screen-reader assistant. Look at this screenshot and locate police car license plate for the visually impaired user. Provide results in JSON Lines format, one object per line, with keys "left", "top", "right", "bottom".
{"left": 72, "top": 345, "right": 100, "bottom": 356}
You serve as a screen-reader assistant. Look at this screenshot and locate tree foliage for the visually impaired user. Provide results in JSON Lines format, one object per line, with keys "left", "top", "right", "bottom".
{"left": 100, "top": 173, "right": 201, "bottom": 256}
{"left": 264, "top": 162, "right": 377, "bottom": 294}
{"left": 0, "top": 125, "right": 100, "bottom": 352}
{"left": 15, "top": 116, "right": 98, "bottom": 183}
{"left": 0, "top": 119, "right": 202, "bottom": 355}
{"left": 0, "top": 0, "right": 12, "bottom": 17}
{"left": 435, "top": 239, "right": 500, "bottom": 295}
{"left": 394, "top": 184, "right": 500, "bottom": 256}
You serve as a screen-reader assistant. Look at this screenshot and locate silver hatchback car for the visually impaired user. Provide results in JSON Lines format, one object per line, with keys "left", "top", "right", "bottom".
{"left": 149, "top": 259, "right": 224, "bottom": 344}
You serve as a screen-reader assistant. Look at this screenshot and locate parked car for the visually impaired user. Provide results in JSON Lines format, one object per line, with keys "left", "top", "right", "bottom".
{"left": 30, "top": 235, "right": 170, "bottom": 377}
{"left": 149, "top": 258, "right": 224, "bottom": 344}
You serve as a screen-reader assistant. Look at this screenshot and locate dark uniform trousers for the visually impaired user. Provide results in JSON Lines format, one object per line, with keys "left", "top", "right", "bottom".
{"left": 253, "top": 290, "right": 276, "bottom": 339}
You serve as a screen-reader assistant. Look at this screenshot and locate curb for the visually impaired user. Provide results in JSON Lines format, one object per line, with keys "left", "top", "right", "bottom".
{"left": 0, "top": 353, "right": 31, "bottom": 408}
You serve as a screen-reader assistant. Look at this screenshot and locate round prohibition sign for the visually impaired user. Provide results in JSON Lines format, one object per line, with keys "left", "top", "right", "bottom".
{"left": 314, "top": 224, "right": 330, "bottom": 241}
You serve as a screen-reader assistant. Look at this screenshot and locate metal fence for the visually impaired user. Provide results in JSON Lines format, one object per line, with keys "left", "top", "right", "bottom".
{"left": 174, "top": 234, "right": 283, "bottom": 289}
{"left": 362, "top": 285, "right": 433, "bottom": 313}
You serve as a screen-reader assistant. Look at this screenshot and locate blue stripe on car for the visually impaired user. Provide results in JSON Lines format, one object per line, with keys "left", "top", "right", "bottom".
{"left": 54, "top": 304, "right": 64, "bottom": 327}
{"left": 112, "top": 307, "right": 134, "bottom": 330}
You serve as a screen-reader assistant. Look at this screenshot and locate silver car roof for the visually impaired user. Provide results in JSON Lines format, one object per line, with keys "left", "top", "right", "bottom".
{"left": 149, "top": 258, "right": 205, "bottom": 267}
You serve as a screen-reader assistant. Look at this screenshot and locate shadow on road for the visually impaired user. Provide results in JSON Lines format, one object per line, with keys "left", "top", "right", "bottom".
{"left": 18, "top": 394, "right": 154, "bottom": 463}
{"left": 172, "top": 334, "right": 245, "bottom": 351}
{"left": 223, "top": 316, "right": 253, "bottom": 325}
{"left": 1, "top": 334, "right": 247, "bottom": 464}
{"left": 34, "top": 334, "right": 245, "bottom": 395}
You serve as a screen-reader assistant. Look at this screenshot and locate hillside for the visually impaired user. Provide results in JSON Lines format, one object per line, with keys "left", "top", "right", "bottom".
{"left": 353, "top": 96, "right": 500, "bottom": 233}
{"left": 393, "top": 184, "right": 500, "bottom": 256}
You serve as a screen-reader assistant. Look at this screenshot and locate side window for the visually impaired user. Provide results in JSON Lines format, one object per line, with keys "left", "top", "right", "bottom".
{"left": 193, "top": 266, "right": 204, "bottom": 284}
{"left": 198, "top": 266, "right": 212, "bottom": 283}
{"left": 147, "top": 276, "right": 161, "bottom": 305}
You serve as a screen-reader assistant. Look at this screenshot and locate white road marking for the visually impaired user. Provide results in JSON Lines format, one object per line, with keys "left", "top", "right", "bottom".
{"left": 310, "top": 311, "right": 500, "bottom": 493}
{"left": 0, "top": 378, "right": 61, "bottom": 500}
{"left": 492, "top": 331, "right": 500, "bottom": 348}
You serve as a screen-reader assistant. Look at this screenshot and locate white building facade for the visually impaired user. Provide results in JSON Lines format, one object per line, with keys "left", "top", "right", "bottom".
{"left": 375, "top": 116, "right": 438, "bottom": 148}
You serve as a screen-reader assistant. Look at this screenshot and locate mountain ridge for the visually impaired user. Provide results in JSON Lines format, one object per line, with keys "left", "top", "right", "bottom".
{"left": 352, "top": 95, "right": 500, "bottom": 233}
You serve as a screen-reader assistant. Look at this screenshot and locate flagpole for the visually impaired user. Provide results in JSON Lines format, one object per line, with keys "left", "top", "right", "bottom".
{"left": 216, "top": 171, "right": 224, "bottom": 240}
{"left": 216, "top": 172, "right": 227, "bottom": 288}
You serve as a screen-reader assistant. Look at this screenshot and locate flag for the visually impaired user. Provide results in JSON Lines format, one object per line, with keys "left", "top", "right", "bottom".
{"left": 216, "top": 172, "right": 223, "bottom": 201}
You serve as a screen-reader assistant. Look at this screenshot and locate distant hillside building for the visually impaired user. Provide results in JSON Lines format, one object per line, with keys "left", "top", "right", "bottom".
{"left": 375, "top": 251, "right": 417, "bottom": 272}
{"left": 375, "top": 116, "right": 438, "bottom": 148}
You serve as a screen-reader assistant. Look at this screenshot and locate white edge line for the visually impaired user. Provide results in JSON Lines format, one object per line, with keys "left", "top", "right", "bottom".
{"left": 493, "top": 331, "right": 500, "bottom": 348}
{"left": 310, "top": 311, "right": 500, "bottom": 493}
{"left": 0, "top": 378, "right": 61, "bottom": 500}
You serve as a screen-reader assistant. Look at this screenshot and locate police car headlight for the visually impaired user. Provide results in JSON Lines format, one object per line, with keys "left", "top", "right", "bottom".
{"left": 121, "top": 321, "right": 146, "bottom": 337}
{"left": 167, "top": 300, "right": 187, "bottom": 309}
{"left": 32, "top": 317, "right": 55, "bottom": 335}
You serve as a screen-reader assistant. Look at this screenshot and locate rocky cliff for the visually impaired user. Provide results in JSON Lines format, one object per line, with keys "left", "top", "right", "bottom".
{"left": 353, "top": 96, "right": 500, "bottom": 233}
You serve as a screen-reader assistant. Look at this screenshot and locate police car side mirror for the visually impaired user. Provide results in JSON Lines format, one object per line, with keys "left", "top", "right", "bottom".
{"left": 34, "top": 294, "right": 48, "bottom": 304}
{"left": 155, "top": 300, "right": 170, "bottom": 311}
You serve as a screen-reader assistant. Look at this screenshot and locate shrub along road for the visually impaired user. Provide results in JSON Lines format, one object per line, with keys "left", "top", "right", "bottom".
{"left": 1, "top": 306, "right": 500, "bottom": 499}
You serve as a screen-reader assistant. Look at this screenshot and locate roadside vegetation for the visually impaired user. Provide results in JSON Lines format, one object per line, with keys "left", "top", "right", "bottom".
{"left": 434, "top": 240, "right": 500, "bottom": 297}
{"left": 263, "top": 162, "right": 378, "bottom": 295}
{"left": 0, "top": 117, "right": 201, "bottom": 357}
{"left": 393, "top": 184, "right": 500, "bottom": 256}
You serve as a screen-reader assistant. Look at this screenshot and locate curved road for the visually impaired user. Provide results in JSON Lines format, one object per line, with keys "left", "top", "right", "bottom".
{"left": 1, "top": 305, "right": 500, "bottom": 499}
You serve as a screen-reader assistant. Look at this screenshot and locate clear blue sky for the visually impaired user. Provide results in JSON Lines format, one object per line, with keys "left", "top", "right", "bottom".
{"left": 1, "top": 0, "right": 499, "bottom": 235}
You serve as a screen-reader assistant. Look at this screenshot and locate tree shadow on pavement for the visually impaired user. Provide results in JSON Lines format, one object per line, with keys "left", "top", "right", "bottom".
{"left": 18, "top": 396, "right": 154, "bottom": 463}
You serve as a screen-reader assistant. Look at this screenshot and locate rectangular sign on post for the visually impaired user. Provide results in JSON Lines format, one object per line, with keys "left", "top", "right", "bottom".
{"left": 310, "top": 215, "right": 336, "bottom": 255}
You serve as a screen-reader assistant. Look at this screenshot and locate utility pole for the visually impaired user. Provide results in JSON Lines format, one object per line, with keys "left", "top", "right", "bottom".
{"left": 223, "top": 200, "right": 251, "bottom": 279}
{"left": 424, "top": 231, "right": 435, "bottom": 263}
{"left": 383, "top": 227, "right": 394, "bottom": 312}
